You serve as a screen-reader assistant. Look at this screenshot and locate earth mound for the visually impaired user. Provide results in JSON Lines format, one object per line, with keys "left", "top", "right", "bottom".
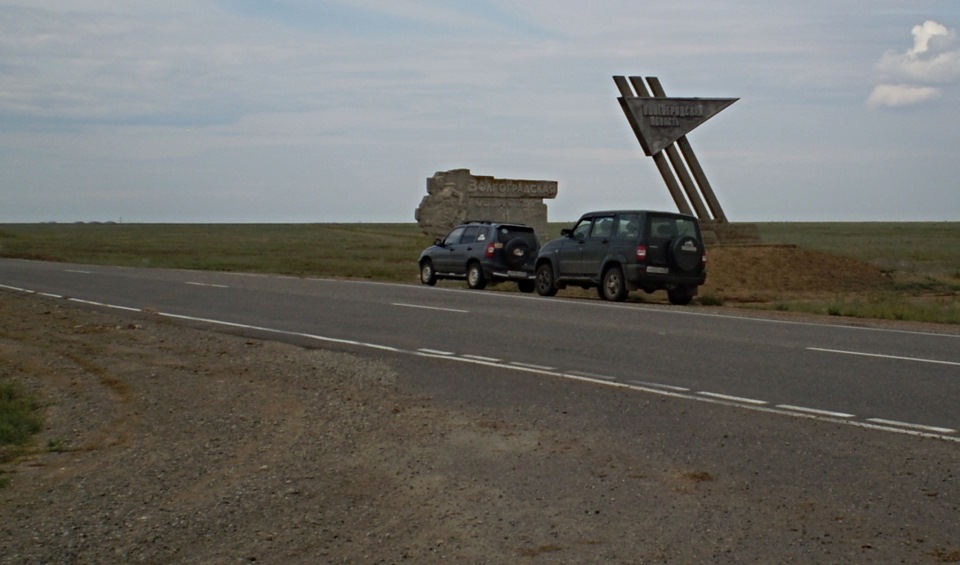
{"left": 703, "top": 245, "right": 887, "bottom": 302}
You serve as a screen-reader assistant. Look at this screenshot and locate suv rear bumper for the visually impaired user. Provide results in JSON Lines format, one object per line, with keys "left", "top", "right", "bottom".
{"left": 624, "top": 264, "right": 706, "bottom": 288}
{"left": 489, "top": 268, "right": 536, "bottom": 281}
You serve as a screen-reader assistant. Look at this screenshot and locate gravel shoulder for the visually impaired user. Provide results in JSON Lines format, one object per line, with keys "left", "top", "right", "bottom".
{"left": 2, "top": 291, "right": 960, "bottom": 564}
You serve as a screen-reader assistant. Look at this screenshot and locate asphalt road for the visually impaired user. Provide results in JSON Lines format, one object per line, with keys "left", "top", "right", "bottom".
{"left": 2, "top": 258, "right": 959, "bottom": 443}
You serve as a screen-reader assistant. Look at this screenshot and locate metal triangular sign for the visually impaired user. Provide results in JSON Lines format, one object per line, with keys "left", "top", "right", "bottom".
{"left": 619, "top": 97, "right": 738, "bottom": 156}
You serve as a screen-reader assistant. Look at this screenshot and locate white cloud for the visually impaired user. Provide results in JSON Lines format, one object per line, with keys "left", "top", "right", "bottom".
{"left": 869, "top": 19, "right": 960, "bottom": 108}
{"left": 867, "top": 83, "right": 941, "bottom": 108}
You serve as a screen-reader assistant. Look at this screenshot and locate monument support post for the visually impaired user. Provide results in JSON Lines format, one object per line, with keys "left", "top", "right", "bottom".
{"left": 629, "top": 77, "right": 711, "bottom": 220}
{"left": 613, "top": 76, "right": 693, "bottom": 216}
{"left": 615, "top": 75, "right": 735, "bottom": 223}
{"left": 645, "top": 77, "right": 728, "bottom": 222}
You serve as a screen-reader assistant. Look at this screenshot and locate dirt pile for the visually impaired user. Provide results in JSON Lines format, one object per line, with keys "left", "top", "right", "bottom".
{"left": 703, "top": 245, "right": 887, "bottom": 302}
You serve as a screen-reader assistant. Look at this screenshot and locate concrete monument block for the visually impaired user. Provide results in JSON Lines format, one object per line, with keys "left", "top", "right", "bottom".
{"left": 415, "top": 169, "right": 557, "bottom": 239}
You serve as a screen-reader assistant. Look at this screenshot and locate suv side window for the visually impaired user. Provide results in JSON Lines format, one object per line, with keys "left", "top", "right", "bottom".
{"left": 572, "top": 219, "right": 592, "bottom": 239}
{"left": 616, "top": 213, "right": 641, "bottom": 239}
{"left": 443, "top": 226, "right": 466, "bottom": 246}
{"left": 460, "top": 225, "right": 480, "bottom": 244}
{"left": 590, "top": 216, "right": 615, "bottom": 239}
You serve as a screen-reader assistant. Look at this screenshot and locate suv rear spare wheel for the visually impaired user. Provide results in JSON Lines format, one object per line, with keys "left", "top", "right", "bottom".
{"left": 668, "top": 236, "right": 702, "bottom": 273}
{"left": 503, "top": 238, "right": 532, "bottom": 269}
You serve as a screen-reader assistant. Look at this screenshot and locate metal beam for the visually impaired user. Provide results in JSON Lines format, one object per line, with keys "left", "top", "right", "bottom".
{"left": 645, "top": 76, "right": 728, "bottom": 222}
{"left": 614, "top": 76, "right": 693, "bottom": 216}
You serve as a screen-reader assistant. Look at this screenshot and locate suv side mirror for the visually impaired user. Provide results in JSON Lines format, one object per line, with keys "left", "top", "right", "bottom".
{"left": 561, "top": 228, "right": 572, "bottom": 237}
{"left": 434, "top": 238, "right": 444, "bottom": 247}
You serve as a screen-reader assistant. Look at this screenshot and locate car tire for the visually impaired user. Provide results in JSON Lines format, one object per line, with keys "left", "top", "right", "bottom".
{"left": 503, "top": 238, "right": 532, "bottom": 269}
{"left": 466, "top": 262, "right": 486, "bottom": 290}
{"left": 668, "top": 236, "right": 702, "bottom": 273}
{"left": 601, "top": 266, "right": 628, "bottom": 302}
{"left": 517, "top": 280, "right": 535, "bottom": 293}
{"left": 668, "top": 285, "right": 695, "bottom": 305}
{"left": 535, "top": 263, "right": 558, "bottom": 296}
{"left": 419, "top": 260, "right": 437, "bottom": 286}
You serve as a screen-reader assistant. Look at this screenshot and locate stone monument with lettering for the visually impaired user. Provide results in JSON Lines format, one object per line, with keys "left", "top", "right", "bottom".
{"left": 414, "top": 169, "right": 557, "bottom": 239}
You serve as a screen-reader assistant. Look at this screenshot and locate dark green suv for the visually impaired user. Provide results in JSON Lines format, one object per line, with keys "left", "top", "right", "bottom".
{"left": 535, "top": 210, "right": 706, "bottom": 305}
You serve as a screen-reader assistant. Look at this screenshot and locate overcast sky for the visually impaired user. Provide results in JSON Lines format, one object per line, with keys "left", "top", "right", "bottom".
{"left": 2, "top": 1, "right": 959, "bottom": 223}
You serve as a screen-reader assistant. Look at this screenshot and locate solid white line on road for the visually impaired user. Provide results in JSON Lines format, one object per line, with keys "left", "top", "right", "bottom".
{"left": 417, "top": 348, "right": 455, "bottom": 356}
{"left": 567, "top": 370, "right": 618, "bottom": 381}
{"left": 510, "top": 361, "right": 556, "bottom": 371}
{"left": 627, "top": 380, "right": 690, "bottom": 392}
{"left": 808, "top": 347, "right": 960, "bottom": 367}
{"left": 64, "top": 269, "right": 91, "bottom": 274}
{"left": 186, "top": 281, "right": 229, "bottom": 288}
{"left": 392, "top": 303, "right": 469, "bottom": 313}
{"left": 697, "top": 391, "right": 768, "bottom": 405}
{"left": 463, "top": 354, "right": 501, "bottom": 363}
{"left": 777, "top": 405, "right": 855, "bottom": 418}
{"left": 5, "top": 282, "right": 960, "bottom": 444}
{"left": 866, "top": 418, "right": 957, "bottom": 434}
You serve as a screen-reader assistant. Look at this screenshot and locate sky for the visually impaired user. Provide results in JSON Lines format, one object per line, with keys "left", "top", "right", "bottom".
{"left": 2, "top": 1, "right": 959, "bottom": 224}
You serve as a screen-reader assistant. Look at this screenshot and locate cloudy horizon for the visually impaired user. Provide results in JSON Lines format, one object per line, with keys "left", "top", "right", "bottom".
{"left": 2, "top": 1, "right": 959, "bottom": 223}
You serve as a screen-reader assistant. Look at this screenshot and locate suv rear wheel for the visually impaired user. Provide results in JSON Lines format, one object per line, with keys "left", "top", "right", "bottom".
{"left": 600, "top": 266, "right": 628, "bottom": 302}
{"left": 668, "top": 285, "right": 695, "bottom": 305}
{"left": 535, "top": 263, "right": 558, "bottom": 296}
{"left": 466, "top": 262, "right": 486, "bottom": 290}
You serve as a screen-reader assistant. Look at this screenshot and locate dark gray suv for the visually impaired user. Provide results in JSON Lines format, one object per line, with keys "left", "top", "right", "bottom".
{"left": 535, "top": 210, "right": 706, "bottom": 304}
{"left": 419, "top": 221, "right": 539, "bottom": 292}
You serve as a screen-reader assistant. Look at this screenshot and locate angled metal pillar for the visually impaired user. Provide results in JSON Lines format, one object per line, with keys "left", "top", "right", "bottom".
{"left": 631, "top": 76, "right": 711, "bottom": 220}
{"left": 614, "top": 76, "right": 693, "bottom": 216}
{"left": 645, "top": 77, "right": 728, "bottom": 222}
{"left": 615, "top": 75, "right": 736, "bottom": 223}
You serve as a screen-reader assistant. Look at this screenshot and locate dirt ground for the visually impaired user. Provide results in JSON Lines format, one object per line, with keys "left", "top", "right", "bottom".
{"left": 2, "top": 249, "right": 959, "bottom": 563}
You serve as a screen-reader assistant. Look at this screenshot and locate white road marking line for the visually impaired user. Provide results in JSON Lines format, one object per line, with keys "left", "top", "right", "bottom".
{"left": 698, "top": 391, "right": 768, "bottom": 405}
{"left": 777, "top": 405, "right": 855, "bottom": 418}
{"left": 186, "top": 281, "right": 229, "bottom": 288}
{"left": 64, "top": 269, "right": 91, "bottom": 274}
{"left": 866, "top": 418, "right": 957, "bottom": 434}
{"left": 5, "top": 283, "right": 960, "bottom": 444}
{"left": 808, "top": 347, "right": 960, "bottom": 367}
{"left": 567, "top": 370, "right": 618, "bottom": 381}
{"left": 627, "top": 380, "right": 690, "bottom": 392}
{"left": 510, "top": 361, "right": 556, "bottom": 371}
{"left": 463, "top": 354, "right": 501, "bottom": 363}
{"left": 417, "top": 348, "right": 455, "bottom": 356}
{"left": 392, "top": 303, "right": 469, "bottom": 313}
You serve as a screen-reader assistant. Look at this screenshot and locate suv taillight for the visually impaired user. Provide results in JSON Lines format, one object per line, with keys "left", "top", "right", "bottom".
{"left": 486, "top": 244, "right": 496, "bottom": 258}
{"left": 636, "top": 245, "right": 647, "bottom": 261}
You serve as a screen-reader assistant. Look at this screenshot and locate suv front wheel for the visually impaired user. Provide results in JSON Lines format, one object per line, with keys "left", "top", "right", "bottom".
{"left": 600, "top": 266, "right": 628, "bottom": 302}
{"left": 420, "top": 260, "right": 437, "bottom": 286}
{"left": 535, "top": 263, "right": 558, "bottom": 296}
{"left": 466, "top": 262, "right": 487, "bottom": 290}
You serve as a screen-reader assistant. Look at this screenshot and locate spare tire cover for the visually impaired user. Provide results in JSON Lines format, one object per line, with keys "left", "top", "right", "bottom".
{"left": 503, "top": 238, "right": 531, "bottom": 269}
{"left": 668, "top": 236, "right": 701, "bottom": 272}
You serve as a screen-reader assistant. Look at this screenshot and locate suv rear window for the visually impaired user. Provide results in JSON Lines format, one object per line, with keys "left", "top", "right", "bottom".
{"left": 648, "top": 216, "right": 699, "bottom": 239}
{"left": 496, "top": 225, "right": 537, "bottom": 246}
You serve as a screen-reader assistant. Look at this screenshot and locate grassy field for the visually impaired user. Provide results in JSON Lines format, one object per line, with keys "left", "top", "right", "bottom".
{"left": 0, "top": 221, "right": 958, "bottom": 324}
